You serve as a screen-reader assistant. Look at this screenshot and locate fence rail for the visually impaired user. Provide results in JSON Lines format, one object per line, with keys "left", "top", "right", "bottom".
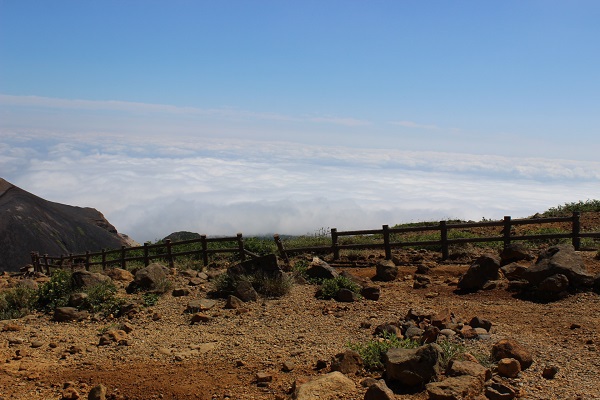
{"left": 31, "top": 212, "right": 600, "bottom": 273}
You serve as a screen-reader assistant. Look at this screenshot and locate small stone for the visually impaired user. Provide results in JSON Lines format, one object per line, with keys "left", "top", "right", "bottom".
{"left": 88, "top": 384, "right": 107, "bottom": 400}
{"left": 282, "top": 359, "right": 295, "bottom": 372}
{"left": 256, "top": 372, "right": 272, "bottom": 383}
{"left": 364, "top": 379, "right": 395, "bottom": 400}
{"left": 30, "top": 341, "right": 44, "bottom": 348}
{"left": 315, "top": 359, "right": 328, "bottom": 370}
{"left": 570, "top": 323, "right": 581, "bottom": 330}
{"left": 542, "top": 365, "right": 559, "bottom": 379}
{"left": 190, "top": 313, "right": 211, "bottom": 324}
{"left": 497, "top": 358, "right": 521, "bottom": 378}
{"left": 172, "top": 288, "right": 191, "bottom": 297}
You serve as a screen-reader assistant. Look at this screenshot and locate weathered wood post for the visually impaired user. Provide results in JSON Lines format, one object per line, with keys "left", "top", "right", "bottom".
{"left": 30, "top": 252, "right": 38, "bottom": 272}
{"left": 440, "top": 221, "right": 449, "bottom": 260}
{"left": 331, "top": 228, "right": 339, "bottom": 260}
{"left": 85, "top": 251, "right": 90, "bottom": 271}
{"left": 43, "top": 254, "right": 50, "bottom": 274}
{"left": 200, "top": 235, "right": 209, "bottom": 266}
{"left": 165, "top": 239, "right": 174, "bottom": 268}
{"left": 382, "top": 225, "right": 391, "bottom": 260}
{"left": 237, "top": 233, "right": 245, "bottom": 262}
{"left": 69, "top": 253, "right": 74, "bottom": 271}
{"left": 120, "top": 246, "right": 127, "bottom": 269}
{"left": 503, "top": 216, "right": 512, "bottom": 248}
{"left": 144, "top": 242, "right": 150, "bottom": 266}
{"left": 572, "top": 211, "right": 581, "bottom": 250}
{"left": 274, "top": 234, "right": 289, "bottom": 266}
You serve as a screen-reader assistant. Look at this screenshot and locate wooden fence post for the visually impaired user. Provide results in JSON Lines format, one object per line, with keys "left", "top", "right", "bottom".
{"left": 30, "top": 252, "right": 38, "bottom": 272}
{"left": 85, "top": 251, "right": 90, "bottom": 271}
{"left": 503, "top": 216, "right": 512, "bottom": 248}
{"left": 440, "top": 221, "right": 449, "bottom": 260}
{"left": 69, "top": 253, "right": 74, "bottom": 271}
{"left": 121, "top": 246, "right": 127, "bottom": 269}
{"left": 382, "top": 225, "right": 391, "bottom": 260}
{"left": 237, "top": 233, "right": 245, "bottom": 262}
{"left": 572, "top": 211, "right": 581, "bottom": 250}
{"left": 274, "top": 234, "right": 289, "bottom": 265}
{"left": 144, "top": 243, "right": 150, "bottom": 266}
{"left": 331, "top": 228, "right": 339, "bottom": 260}
{"left": 43, "top": 254, "right": 50, "bottom": 275}
{"left": 165, "top": 239, "right": 174, "bottom": 268}
{"left": 200, "top": 235, "right": 209, "bottom": 266}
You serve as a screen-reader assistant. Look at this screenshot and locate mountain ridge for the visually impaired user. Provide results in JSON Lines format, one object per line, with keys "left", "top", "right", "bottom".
{"left": 0, "top": 177, "right": 132, "bottom": 272}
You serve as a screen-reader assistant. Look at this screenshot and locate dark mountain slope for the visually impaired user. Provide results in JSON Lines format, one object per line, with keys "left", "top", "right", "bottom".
{"left": 0, "top": 178, "right": 130, "bottom": 272}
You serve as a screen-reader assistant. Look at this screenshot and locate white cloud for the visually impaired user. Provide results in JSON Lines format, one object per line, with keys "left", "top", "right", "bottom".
{"left": 390, "top": 120, "right": 439, "bottom": 130}
{"left": 2, "top": 130, "right": 599, "bottom": 243}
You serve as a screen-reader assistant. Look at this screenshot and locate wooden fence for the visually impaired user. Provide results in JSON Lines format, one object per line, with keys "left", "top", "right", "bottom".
{"left": 275, "top": 211, "right": 600, "bottom": 261}
{"left": 31, "top": 233, "right": 258, "bottom": 274}
{"left": 31, "top": 212, "right": 600, "bottom": 273}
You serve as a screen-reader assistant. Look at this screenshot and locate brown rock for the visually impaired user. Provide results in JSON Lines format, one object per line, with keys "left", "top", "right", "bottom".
{"left": 497, "top": 358, "right": 521, "bottom": 378}
{"left": 364, "top": 379, "right": 395, "bottom": 400}
{"left": 426, "top": 374, "right": 484, "bottom": 400}
{"left": 190, "top": 313, "right": 212, "bottom": 324}
{"left": 447, "top": 360, "right": 492, "bottom": 382}
{"left": 542, "top": 365, "right": 559, "bottom": 379}
{"left": 88, "top": 384, "right": 107, "bottom": 400}
{"left": 492, "top": 339, "right": 533, "bottom": 370}
{"left": 330, "top": 350, "right": 363, "bottom": 374}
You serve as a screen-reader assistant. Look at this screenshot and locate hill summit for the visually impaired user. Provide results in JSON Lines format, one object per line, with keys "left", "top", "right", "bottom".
{"left": 0, "top": 177, "right": 132, "bottom": 272}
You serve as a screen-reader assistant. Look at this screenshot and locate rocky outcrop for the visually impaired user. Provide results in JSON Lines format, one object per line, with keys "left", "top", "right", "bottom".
{"left": 0, "top": 177, "right": 131, "bottom": 272}
{"left": 293, "top": 371, "right": 355, "bottom": 400}
{"left": 457, "top": 254, "right": 501, "bottom": 291}
{"left": 384, "top": 343, "right": 443, "bottom": 387}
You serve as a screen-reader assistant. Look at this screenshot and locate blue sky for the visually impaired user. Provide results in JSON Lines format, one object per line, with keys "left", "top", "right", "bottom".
{"left": 1, "top": 1, "right": 600, "bottom": 242}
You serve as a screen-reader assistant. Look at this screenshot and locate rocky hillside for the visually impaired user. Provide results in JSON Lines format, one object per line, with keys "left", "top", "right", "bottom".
{"left": 0, "top": 178, "right": 132, "bottom": 272}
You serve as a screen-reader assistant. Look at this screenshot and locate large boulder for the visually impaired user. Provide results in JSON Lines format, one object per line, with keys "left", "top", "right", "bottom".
{"left": 523, "top": 244, "right": 593, "bottom": 288}
{"left": 426, "top": 375, "right": 484, "bottom": 400}
{"left": 293, "top": 371, "right": 355, "bottom": 400}
{"left": 53, "top": 307, "right": 89, "bottom": 322}
{"left": 384, "top": 343, "right": 443, "bottom": 387}
{"left": 306, "top": 258, "right": 339, "bottom": 280}
{"left": 491, "top": 339, "right": 533, "bottom": 370}
{"left": 126, "top": 263, "right": 168, "bottom": 293}
{"left": 71, "top": 270, "right": 111, "bottom": 289}
{"left": 375, "top": 260, "right": 398, "bottom": 282}
{"left": 228, "top": 254, "right": 282, "bottom": 277}
{"left": 500, "top": 243, "right": 533, "bottom": 266}
{"left": 457, "top": 254, "right": 501, "bottom": 291}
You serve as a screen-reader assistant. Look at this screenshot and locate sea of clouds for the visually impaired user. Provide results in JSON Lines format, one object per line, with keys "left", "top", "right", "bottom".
{"left": 2, "top": 128, "right": 599, "bottom": 243}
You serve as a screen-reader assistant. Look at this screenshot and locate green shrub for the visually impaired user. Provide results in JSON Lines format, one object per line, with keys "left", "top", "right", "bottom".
{"left": 36, "top": 269, "right": 73, "bottom": 311}
{"left": 543, "top": 200, "right": 600, "bottom": 216}
{"left": 0, "top": 284, "right": 37, "bottom": 320}
{"left": 81, "top": 280, "right": 124, "bottom": 316}
{"left": 214, "top": 271, "right": 293, "bottom": 299}
{"left": 142, "top": 292, "right": 160, "bottom": 307}
{"left": 318, "top": 276, "right": 361, "bottom": 300}
{"left": 348, "top": 332, "right": 420, "bottom": 370}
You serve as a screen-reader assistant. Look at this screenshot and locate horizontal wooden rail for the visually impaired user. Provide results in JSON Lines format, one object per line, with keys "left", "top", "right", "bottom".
{"left": 32, "top": 212, "right": 600, "bottom": 274}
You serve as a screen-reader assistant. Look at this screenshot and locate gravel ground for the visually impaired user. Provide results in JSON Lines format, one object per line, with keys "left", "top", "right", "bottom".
{"left": 0, "top": 249, "right": 599, "bottom": 400}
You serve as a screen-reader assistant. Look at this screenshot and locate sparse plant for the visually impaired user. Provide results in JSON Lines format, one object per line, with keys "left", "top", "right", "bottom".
{"left": 318, "top": 276, "right": 361, "bottom": 300}
{"left": 152, "top": 277, "right": 173, "bottom": 294}
{"left": 81, "top": 280, "right": 124, "bottom": 316}
{"left": 436, "top": 338, "right": 467, "bottom": 369}
{"left": 348, "top": 332, "right": 420, "bottom": 370}
{"left": 142, "top": 292, "right": 160, "bottom": 307}
{"left": 213, "top": 270, "right": 293, "bottom": 299}
{"left": 36, "top": 269, "right": 73, "bottom": 311}
{"left": 0, "top": 284, "right": 37, "bottom": 320}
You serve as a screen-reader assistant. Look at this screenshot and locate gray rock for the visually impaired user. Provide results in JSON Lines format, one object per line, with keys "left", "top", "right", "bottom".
{"left": 384, "top": 343, "right": 443, "bottom": 386}
{"left": 68, "top": 292, "right": 88, "bottom": 307}
{"left": 361, "top": 285, "right": 381, "bottom": 301}
{"left": 293, "top": 371, "right": 355, "bottom": 400}
{"left": 500, "top": 243, "right": 532, "bottom": 266}
{"left": 469, "top": 316, "right": 492, "bottom": 332}
{"left": 457, "top": 254, "right": 501, "bottom": 291}
{"left": 364, "top": 379, "right": 395, "bottom": 400}
{"left": 172, "top": 288, "right": 191, "bottom": 297}
{"left": 224, "top": 295, "right": 244, "bottom": 309}
{"left": 72, "top": 270, "right": 112, "bottom": 289}
{"left": 53, "top": 307, "right": 88, "bottom": 322}
{"left": 446, "top": 360, "right": 492, "bottom": 382}
{"left": 127, "top": 263, "right": 168, "bottom": 293}
{"left": 375, "top": 260, "right": 398, "bottom": 282}
{"left": 185, "top": 299, "right": 216, "bottom": 313}
{"left": 234, "top": 280, "right": 258, "bottom": 302}
{"left": 88, "top": 384, "right": 107, "bottom": 400}
{"left": 374, "top": 323, "right": 402, "bottom": 338}
{"left": 336, "top": 288, "right": 358, "bottom": 302}
{"left": 500, "top": 263, "right": 528, "bottom": 281}
{"left": 404, "top": 325, "right": 424, "bottom": 339}
{"left": 331, "top": 350, "right": 363, "bottom": 375}
{"left": 524, "top": 244, "right": 593, "bottom": 288}
{"left": 484, "top": 382, "right": 517, "bottom": 400}
{"left": 306, "top": 258, "right": 339, "bottom": 280}
{"left": 426, "top": 375, "right": 484, "bottom": 400}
